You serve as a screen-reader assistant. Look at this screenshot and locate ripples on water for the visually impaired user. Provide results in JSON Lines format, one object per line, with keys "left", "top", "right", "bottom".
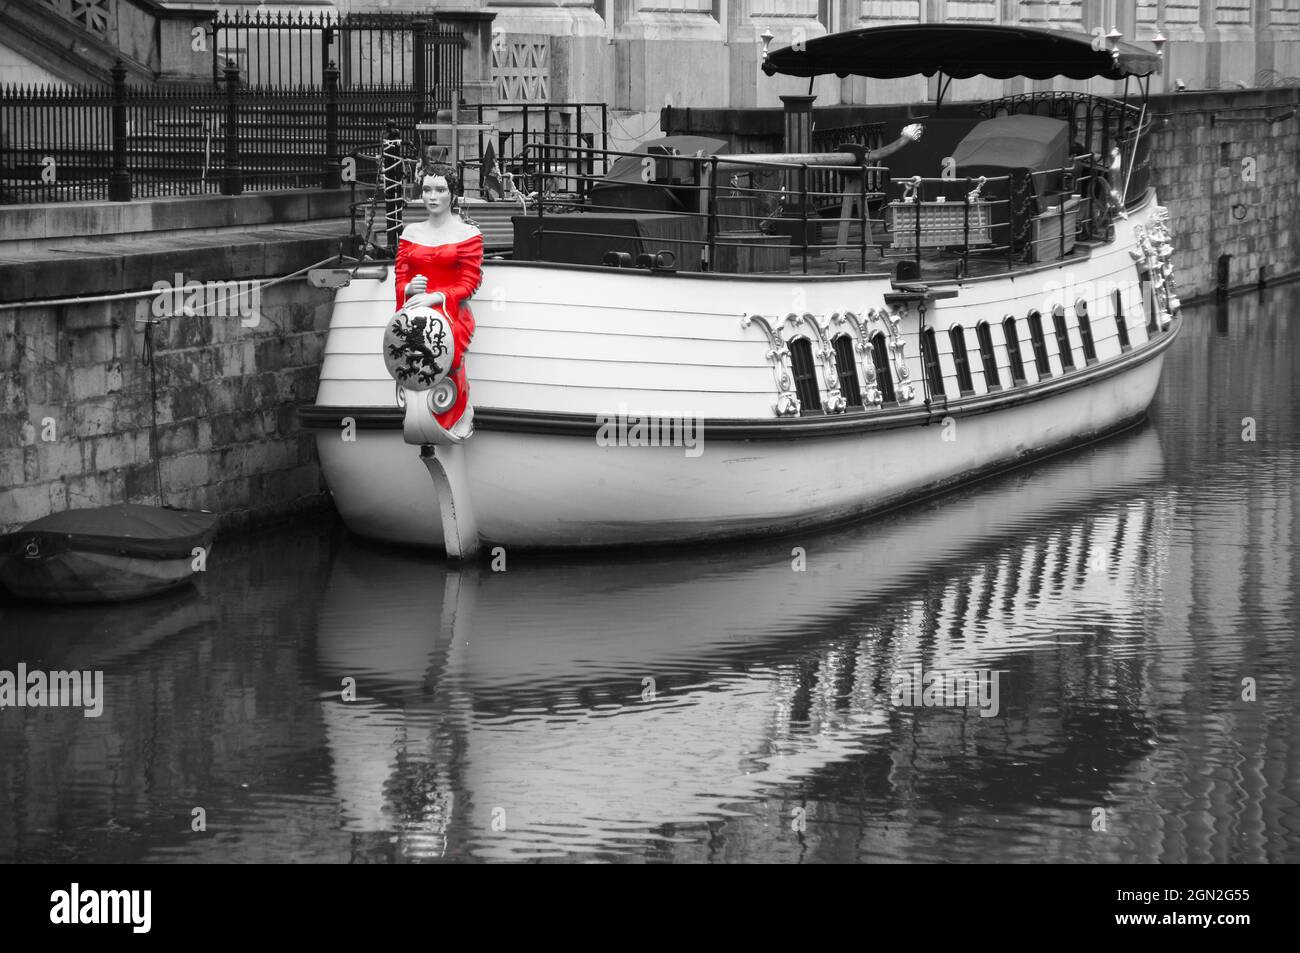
{"left": 1, "top": 285, "right": 1297, "bottom": 863}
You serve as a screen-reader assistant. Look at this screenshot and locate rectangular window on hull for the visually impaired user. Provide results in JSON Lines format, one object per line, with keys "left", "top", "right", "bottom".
{"left": 950, "top": 325, "right": 974, "bottom": 395}
{"left": 1114, "top": 288, "right": 1131, "bottom": 351}
{"left": 832, "top": 334, "right": 863, "bottom": 407}
{"left": 871, "top": 333, "right": 896, "bottom": 404}
{"left": 789, "top": 337, "right": 822, "bottom": 412}
{"left": 1076, "top": 299, "right": 1097, "bottom": 363}
{"left": 1003, "top": 316, "right": 1026, "bottom": 384}
{"left": 977, "top": 321, "right": 1000, "bottom": 390}
{"left": 1027, "top": 310, "right": 1052, "bottom": 378}
{"left": 921, "top": 327, "right": 945, "bottom": 399}
{"left": 1051, "top": 305, "right": 1075, "bottom": 371}
{"left": 1141, "top": 266, "right": 1161, "bottom": 334}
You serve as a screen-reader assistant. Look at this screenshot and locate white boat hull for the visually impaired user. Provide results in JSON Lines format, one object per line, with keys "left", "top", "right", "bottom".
{"left": 317, "top": 352, "right": 1165, "bottom": 549}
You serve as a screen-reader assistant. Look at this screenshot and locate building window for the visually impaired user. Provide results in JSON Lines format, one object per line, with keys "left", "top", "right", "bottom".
{"left": 977, "top": 321, "right": 1000, "bottom": 390}
{"left": 1113, "top": 288, "right": 1131, "bottom": 351}
{"left": 1076, "top": 299, "right": 1097, "bottom": 363}
{"left": 950, "top": 325, "right": 974, "bottom": 394}
{"left": 921, "top": 326, "right": 945, "bottom": 399}
{"left": 1027, "top": 309, "right": 1052, "bottom": 378}
{"left": 870, "top": 332, "right": 896, "bottom": 403}
{"left": 1051, "top": 304, "right": 1075, "bottom": 371}
{"left": 788, "top": 337, "right": 821, "bottom": 412}
{"left": 832, "top": 334, "right": 862, "bottom": 406}
{"left": 1003, "top": 315, "right": 1025, "bottom": 384}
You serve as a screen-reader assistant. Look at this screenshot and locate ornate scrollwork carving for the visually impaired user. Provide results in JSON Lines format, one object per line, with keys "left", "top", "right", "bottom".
{"left": 742, "top": 313, "right": 800, "bottom": 416}
{"left": 880, "top": 305, "right": 916, "bottom": 402}
{"left": 1147, "top": 206, "right": 1179, "bottom": 322}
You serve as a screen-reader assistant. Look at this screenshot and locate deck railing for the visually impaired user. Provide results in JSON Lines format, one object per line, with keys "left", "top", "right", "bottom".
{"left": 482, "top": 140, "right": 1116, "bottom": 277}
{"left": 515, "top": 141, "right": 890, "bottom": 275}
{"left": 979, "top": 91, "right": 1154, "bottom": 209}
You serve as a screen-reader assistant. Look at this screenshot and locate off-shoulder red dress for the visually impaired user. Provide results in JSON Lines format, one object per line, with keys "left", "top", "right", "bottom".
{"left": 394, "top": 231, "right": 483, "bottom": 429}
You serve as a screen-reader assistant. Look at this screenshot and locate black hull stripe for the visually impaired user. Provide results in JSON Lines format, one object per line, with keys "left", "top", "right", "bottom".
{"left": 300, "top": 315, "right": 1179, "bottom": 440}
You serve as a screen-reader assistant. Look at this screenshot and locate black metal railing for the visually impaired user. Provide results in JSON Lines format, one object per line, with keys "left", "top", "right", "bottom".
{"left": 514, "top": 140, "right": 892, "bottom": 275}
{"left": 211, "top": 9, "right": 465, "bottom": 100}
{"left": 883, "top": 164, "right": 1112, "bottom": 277}
{"left": 0, "top": 72, "right": 612, "bottom": 205}
{"left": 809, "top": 119, "right": 886, "bottom": 203}
{"left": 490, "top": 139, "right": 1116, "bottom": 277}
{"left": 452, "top": 102, "right": 610, "bottom": 198}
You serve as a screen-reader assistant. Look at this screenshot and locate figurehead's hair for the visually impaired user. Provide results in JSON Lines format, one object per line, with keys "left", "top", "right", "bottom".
{"left": 416, "top": 161, "right": 460, "bottom": 197}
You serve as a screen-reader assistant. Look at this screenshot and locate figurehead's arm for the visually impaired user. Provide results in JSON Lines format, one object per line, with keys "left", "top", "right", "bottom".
{"left": 865, "top": 123, "right": 925, "bottom": 163}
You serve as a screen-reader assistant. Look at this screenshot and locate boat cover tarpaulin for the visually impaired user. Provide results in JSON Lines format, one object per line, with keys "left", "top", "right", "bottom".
{"left": 0, "top": 504, "right": 219, "bottom": 560}
{"left": 513, "top": 211, "right": 705, "bottom": 270}
{"left": 952, "top": 115, "right": 1070, "bottom": 200}
{"left": 762, "top": 24, "right": 1162, "bottom": 80}
{"left": 597, "top": 136, "right": 730, "bottom": 185}
{"left": 590, "top": 136, "right": 729, "bottom": 213}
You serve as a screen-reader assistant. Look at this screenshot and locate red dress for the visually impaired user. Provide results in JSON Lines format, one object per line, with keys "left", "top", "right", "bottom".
{"left": 394, "top": 232, "right": 483, "bottom": 429}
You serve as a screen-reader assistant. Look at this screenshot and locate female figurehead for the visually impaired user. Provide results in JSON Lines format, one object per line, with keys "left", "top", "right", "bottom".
{"left": 394, "top": 162, "right": 484, "bottom": 432}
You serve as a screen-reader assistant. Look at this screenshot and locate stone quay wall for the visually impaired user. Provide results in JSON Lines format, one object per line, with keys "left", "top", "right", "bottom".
{"left": 1145, "top": 88, "right": 1300, "bottom": 299}
{"left": 0, "top": 188, "right": 345, "bottom": 536}
{"left": 0, "top": 282, "right": 337, "bottom": 536}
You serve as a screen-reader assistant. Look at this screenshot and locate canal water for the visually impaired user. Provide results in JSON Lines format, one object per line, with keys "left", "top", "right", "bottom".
{"left": 2, "top": 283, "right": 1297, "bottom": 863}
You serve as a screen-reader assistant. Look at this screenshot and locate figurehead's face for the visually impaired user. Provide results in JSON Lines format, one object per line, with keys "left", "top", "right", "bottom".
{"left": 422, "top": 174, "right": 452, "bottom": 215}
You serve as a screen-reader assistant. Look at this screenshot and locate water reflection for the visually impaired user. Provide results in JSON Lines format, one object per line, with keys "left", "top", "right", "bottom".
{"left": 313, "top": 424, "right": 1172, "bottom": 860}
{"left": 1, "top": 284, "right": 1297, "bottom": 863}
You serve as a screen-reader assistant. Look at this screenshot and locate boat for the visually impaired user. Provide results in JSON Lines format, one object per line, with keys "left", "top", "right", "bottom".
{"left": 300, "top": 24, "right": 1181, "bottom": 558}
{"left": 0, "top": 504, "right": 218, "bottom": 603}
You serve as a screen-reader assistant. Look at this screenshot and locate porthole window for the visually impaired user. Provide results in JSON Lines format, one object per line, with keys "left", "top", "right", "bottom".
{"left": 870, "top": 332, "right": 896, "bottom": 404}
{"left": 832, "top": 334, "right": 863, "bottom": 407}
{"left": 1027, "top": 309, "right": 1052, "bottom": 378}
{"left": 1003, "top": 315, "right": 1026, "bottom": 384}
{"left": 950, "top": 325, "right": 975, "bottom": 395}
{"left": 977, "top": 321, "right": 1000, "bottom": 390}
{"left": 1076, "top": 299, "right": 1097, "bottom": 363}
{"left": 788, "top": 337, "right": 821, "bottom": 412}
{"left": 1051, "top": 304, "right": 1075, "bottom": 371}
{"left": 921, "top": 326, "right": 945, "bottom": 399}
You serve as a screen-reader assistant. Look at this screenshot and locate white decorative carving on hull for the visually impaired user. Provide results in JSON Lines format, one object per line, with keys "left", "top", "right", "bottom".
{"left": 742, "top": 313, "right": 800, "bottom": 416}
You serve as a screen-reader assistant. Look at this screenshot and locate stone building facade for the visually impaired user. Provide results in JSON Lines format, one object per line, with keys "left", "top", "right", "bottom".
{"left": 354, "top": 1, "right": 1300, "bottom": 115}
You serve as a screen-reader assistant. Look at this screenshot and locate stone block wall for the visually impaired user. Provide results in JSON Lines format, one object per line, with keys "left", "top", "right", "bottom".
{"left": 0, "top": 281, "right": 337, "bottom": 535}
{"left": 1146, "top": 88, "right": 1300, "bottom": 298}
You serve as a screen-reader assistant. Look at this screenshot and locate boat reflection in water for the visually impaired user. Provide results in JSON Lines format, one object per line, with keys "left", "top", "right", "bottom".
{"left": 315, "top": 422, "right": 1169, "bottom": 860}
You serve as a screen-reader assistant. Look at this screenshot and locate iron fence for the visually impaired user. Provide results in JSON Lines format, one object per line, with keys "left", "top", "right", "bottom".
{"left": 212, "top": 9, "right": 464, "bottom": 103}
{"left": 0, "top": 66, "right": 612, "bottom": 205}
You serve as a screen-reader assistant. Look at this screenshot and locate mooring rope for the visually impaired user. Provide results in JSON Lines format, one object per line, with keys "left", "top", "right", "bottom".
{"left": 0, "top": 255, "right": 346, "bottom": 314}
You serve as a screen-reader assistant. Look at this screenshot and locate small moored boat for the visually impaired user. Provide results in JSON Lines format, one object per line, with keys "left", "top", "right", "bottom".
{"left": 0, "top": 504, "right": 218, "bottom": 604}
